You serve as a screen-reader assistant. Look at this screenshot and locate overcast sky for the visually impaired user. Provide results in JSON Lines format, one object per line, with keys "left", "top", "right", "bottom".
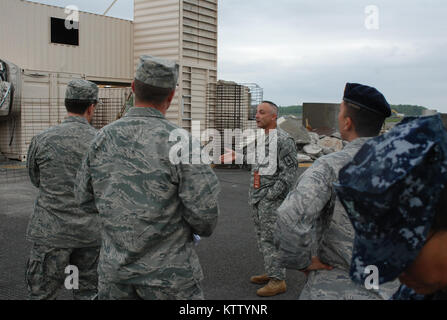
{"left": 27, "top": 0, "right": 447, "bottom": 112}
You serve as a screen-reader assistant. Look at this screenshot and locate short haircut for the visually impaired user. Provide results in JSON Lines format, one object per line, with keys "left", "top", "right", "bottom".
{"left": 262, "top": 100, "right": 278, "bottom": 115}
{"left": 432, "top": 186, "right": 447, "bottom": 232}
{"left": 344, "top": 102, "right": 385, "bottom": 137}
{"left": 65, "top": 99, "right": 96, "bottom": 115}
{"left": 134, "top": 79, "right": 174, "bottom": 105}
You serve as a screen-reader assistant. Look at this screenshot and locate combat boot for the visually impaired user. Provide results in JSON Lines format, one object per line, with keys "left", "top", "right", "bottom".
{"left": 256, "top": 279, "right": 286, "bottom": 297}
{"left": 250, "top": 274, "right": 270, "bottom": 284}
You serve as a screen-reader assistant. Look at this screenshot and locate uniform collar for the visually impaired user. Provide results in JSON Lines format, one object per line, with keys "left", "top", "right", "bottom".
{"left": 344, "top": 137, "right": 370, "bottom": 150}
{"left": 63, "top": 116, "right": 91, "bottom": 126}
{"left": 124, "top": 107, "right": 165, "bottom": 119}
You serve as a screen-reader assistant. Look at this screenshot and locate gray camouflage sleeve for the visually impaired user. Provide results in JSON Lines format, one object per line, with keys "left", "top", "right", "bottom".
{"left": 26, "top": 136, "right": 40, "bottom": 188}
{"left": 178, "top": 163, "right": 220, "bottom": 237}
{"left": 266, "top": 137, "right": 298, "bottom": 200}
{"left": 74, "top": 146, "right": 98, "bottom": 214}
{"left": 275, "top": 159, "right": 334, "bottom": 270}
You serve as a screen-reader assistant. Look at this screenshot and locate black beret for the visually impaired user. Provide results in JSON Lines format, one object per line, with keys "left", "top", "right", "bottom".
{"left": 343, "top": 83, "right": 391, "bottom": 118}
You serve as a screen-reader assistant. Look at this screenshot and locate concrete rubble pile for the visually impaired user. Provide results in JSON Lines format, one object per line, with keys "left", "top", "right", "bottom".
{"left": 0, "top": 81, "right": 12, "bottom": 109}
{"left": 278, "top": 115, "right": 346, "bottom": 163}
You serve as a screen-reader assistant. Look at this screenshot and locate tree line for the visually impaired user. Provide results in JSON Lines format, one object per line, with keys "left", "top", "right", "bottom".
{"left": 278, "top": 104, "right": 429, "bottom": 117}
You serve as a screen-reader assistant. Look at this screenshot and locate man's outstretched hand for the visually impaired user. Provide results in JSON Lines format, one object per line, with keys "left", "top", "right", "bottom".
{"left": 219, "top": 148, "right": 236, "bottom": 164}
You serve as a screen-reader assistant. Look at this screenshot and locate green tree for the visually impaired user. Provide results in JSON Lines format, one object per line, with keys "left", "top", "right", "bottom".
{"left": 278, "top": 104, "right": 429, "bottom": 117}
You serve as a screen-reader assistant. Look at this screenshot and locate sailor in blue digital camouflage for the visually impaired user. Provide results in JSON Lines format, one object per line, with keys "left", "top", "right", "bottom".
{"left": 335, "top": 114, "right": 447, "bottom": 300}
{"left": 222, "top": 101, "right": 298, "bottom": 297}
{"left": 74, "top": 55, "right": 220, "bottom": 300}
{"left": 275, "top": 83, "right": 400, "bottom": 300}
{"left": 26, "top": 79, "right": 100, "bottom": 300}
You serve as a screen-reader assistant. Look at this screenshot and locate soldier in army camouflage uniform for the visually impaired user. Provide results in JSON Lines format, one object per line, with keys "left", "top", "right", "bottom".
{"left": 335, "top": 114, "right": 447, "bottom": 300}
{"left": 275, "top": 83, "right": 399, "bottom": 300}
{"left": 222, "top": 101, "right": 298, "bottom": 297}
{"left": 26, "top": 79, "right": 101, "bottom": 300}
{"left": 74, "top": 55, "right": 220, "bottom": 300}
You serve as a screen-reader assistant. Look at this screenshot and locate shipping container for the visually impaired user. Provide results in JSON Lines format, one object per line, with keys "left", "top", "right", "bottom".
{"left": 1, "top": 0, "right": 220, "bottom": 150}
{"left": 0, "top": 62, "right": 131, "bottom": 161}
{"left": 0, "top": 66, "right": 83, "bottom": 160}
{"left": 0, "top": 0, "right": 134, "bottom": 84}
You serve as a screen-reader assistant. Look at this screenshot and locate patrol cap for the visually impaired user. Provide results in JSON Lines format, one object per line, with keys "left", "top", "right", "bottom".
{"left": 343, "top": 83, "right": 391, "bottom": 118}
{"left": 135, "top": 55, "right": 179, "bottom": 89}
{"left": 334, "top": 115, "right": 447, "bottom": 285}
{"left": 65, "top": 79, "right": 99, "bottom": 101}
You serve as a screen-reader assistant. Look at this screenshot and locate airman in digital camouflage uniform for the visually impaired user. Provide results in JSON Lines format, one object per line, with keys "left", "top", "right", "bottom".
{"left": 26, "top": 79, "right": 100, "bottom": 300}
{"left": 74, "top": 55, "right": 220, "bottom": 300}
{"left": 335, "top": 114, "right": 447, "bottom": 300}
{"left": 275, "top": 83, "right": 400, "bottom": 300}
{"left": 222, "top": 101, "right": 298, "bottom": 297}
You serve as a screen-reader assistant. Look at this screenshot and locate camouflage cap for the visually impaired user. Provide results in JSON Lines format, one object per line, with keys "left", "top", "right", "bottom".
{"left": 65, "top": 79, "right": 99, "bottom": 101}
{"left": 135, "top": 55, "right": 179, "bottom": 89}
{"left": 334, "top": 115, "right": 447, "bottom": 285}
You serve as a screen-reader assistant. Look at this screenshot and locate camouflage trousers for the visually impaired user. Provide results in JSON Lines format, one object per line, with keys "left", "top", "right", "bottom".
{"left": 25, "top": 243, "right": 100, "bottom": 300}
{"left": 98, "top": 280, "right": 204, "bottom": 300}
{"left": 251, "top": 198, "right": 286, "bottom": 281}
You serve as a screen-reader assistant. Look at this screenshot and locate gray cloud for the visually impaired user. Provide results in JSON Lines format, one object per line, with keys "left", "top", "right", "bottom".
{"left": 27, "top": 0, "right": 447, "bottom": 111}
{"left": 219, "top": 0, "right": 447, "bottom": 111}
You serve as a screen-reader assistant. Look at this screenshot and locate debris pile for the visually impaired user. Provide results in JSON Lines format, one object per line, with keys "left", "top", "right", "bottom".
{"left": 278, "top": 115, "right": 345, "bottom": 163}
{"left": 0, "top": 81, "right": 12, "bottom": 107}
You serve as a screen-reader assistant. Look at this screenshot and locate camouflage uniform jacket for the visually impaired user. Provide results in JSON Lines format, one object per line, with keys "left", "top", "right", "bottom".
{"left": 248, "top": 128, "right": 298, "bottom": 206}
{"left": 275, "top": 137, "right": 371, "bottom": 270}
{"left": 75, "top": 107, "right": 220, "bottom": 288}
{"left": 26, "top": 116, "right": 100, "bottom": 248}
{"left": 276, "top": 137, "right": 401, "bottom": 299}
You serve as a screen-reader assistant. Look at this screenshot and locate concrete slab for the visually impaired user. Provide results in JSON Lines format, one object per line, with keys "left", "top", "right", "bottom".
{"left": 302, "top": 103, "right": 340, "bottom": 131}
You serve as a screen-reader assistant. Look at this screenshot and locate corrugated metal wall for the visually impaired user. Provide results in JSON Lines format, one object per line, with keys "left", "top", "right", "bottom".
{"left": 134, "top": 0, "right": 181, "bottom": 63}
{"left": 0, "top": 0, "right": 134, "bottom": 84}
{"left": 133, "top": 0, "right": 217, "bottom": 131}
{"left": 181, "top": 0, "right": 217, "bottom": 131}
{"left": 134, "top": 0, "right": 181, "bottom": 126}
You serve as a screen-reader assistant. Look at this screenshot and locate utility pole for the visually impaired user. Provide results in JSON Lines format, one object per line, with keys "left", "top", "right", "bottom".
{"left": 103, "top": 0, "right": 119, "bottom": 16}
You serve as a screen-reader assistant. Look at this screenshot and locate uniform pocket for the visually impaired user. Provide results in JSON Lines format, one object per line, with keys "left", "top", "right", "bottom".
{"left": 25, "top": 244, "right": 47, "bottom": 295}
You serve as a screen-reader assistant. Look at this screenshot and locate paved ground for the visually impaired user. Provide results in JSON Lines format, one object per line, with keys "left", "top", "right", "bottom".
{"left": 0, "top": 165, "right": 307, "bottom": 300}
